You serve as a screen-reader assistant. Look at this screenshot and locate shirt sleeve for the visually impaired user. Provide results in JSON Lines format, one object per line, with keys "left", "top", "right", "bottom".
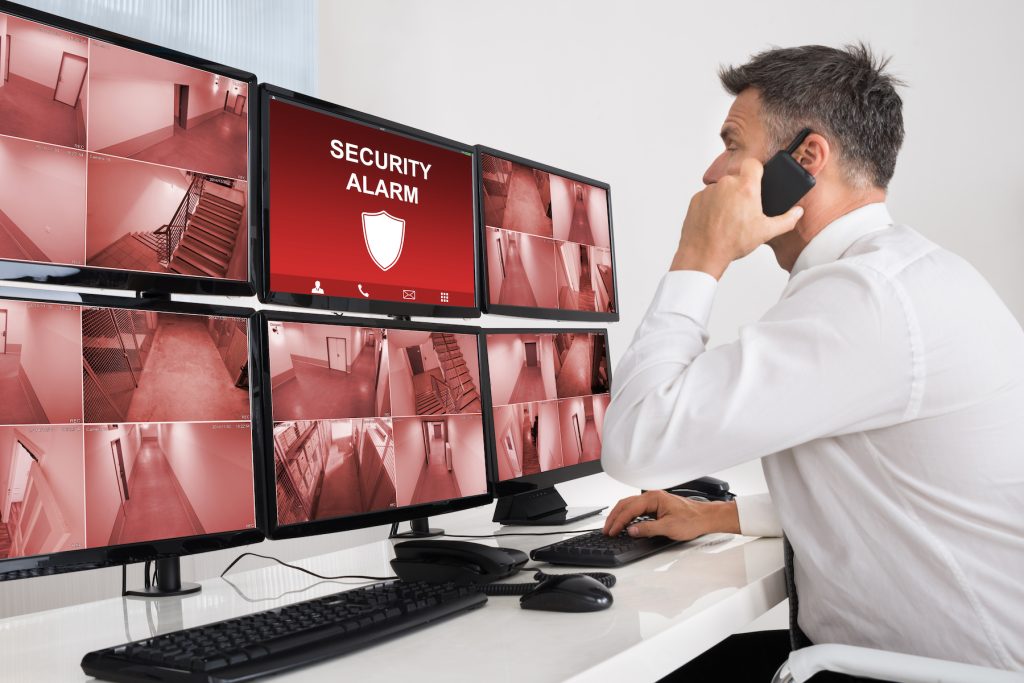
{"left": 601, "top": 264, "right": 919, "bottom": 490}
{"left": 736, "top": 492, "right": 783, "bottom": 538}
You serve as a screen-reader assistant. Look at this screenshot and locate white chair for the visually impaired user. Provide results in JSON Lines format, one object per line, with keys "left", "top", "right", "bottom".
{"left": 771, "top": 643, "right": 1024, "bottom": 683}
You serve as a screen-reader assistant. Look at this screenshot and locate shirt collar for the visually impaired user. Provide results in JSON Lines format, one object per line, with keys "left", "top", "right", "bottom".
{"left": 790, "top": 203, "right": 894, "bottom": 276}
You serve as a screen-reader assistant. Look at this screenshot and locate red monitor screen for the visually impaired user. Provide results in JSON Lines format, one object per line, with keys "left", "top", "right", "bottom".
{"left": 0, "top": 10, "right": 250, "bottom": 282}
{"left": 266, "top": 96, "right": 476, "bottom": 309}
{"left": 485, "top": 331, "right": 610, "bottom": 480}
{"left": 266, "top": 319, "right": 487, "bottom": 525}
{"left": 0, "top": 297, "right": 256, "bottom": 561}
{"left": 480, "top": 152, "right": 616, "bottom": 317}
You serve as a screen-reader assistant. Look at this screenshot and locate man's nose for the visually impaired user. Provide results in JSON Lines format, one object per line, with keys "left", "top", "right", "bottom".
{"left": 702, "top": 154, "right": 726, "bottom": 186}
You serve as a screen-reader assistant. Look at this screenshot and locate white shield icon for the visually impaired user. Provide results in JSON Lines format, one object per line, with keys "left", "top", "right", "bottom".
{"left": 361, "top": 210, "right": 405, "bottom": 271}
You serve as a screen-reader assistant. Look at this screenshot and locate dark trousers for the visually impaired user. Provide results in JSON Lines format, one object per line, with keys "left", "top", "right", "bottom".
{"left": 659, "top": 630, "right": 890, "bottom": 682}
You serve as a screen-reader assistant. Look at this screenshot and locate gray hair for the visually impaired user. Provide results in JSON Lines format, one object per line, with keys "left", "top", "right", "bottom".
{"left": 719, "top": 42, "right": 905, "bottom": 189}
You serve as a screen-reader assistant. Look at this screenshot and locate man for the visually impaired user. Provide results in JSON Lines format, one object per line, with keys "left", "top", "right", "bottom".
{"left": 600, "top": 43, "right": 1024, "bottom": 679}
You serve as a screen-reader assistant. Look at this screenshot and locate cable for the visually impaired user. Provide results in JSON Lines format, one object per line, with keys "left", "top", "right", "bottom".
{"left": 437, "top": 528, "right": 602, "bottom": 539}
{"left": 481, "top": 570, "right": 617, "bottom": 596}
{"left": 220, "top": 552, "right": 398, "bottom": 582}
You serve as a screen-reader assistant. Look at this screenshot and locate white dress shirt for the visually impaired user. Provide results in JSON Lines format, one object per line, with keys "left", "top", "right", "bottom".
{"left": 602, "top": 203, "right": 1024, "bottom": 669}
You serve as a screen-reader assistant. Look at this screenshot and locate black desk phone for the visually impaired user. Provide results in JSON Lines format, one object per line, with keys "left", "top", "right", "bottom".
{"left": 663, "top": 476, "right": 735, "bottom": 502}
{"left": 390, "top": 540, "right": 528, "bottom": 585}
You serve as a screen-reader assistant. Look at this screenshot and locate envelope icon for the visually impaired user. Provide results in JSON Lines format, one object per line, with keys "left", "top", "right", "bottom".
{"left": 402, "top": 289, "right": 416, "bottom": 300}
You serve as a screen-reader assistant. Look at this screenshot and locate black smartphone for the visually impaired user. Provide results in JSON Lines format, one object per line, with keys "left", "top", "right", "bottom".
{"left": 761, "top": 128, "right": 816, "bottom": 217}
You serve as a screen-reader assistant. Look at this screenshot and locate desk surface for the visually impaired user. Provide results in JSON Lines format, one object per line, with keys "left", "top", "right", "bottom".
{"left": 0, "top": 510, "right": 785, "bottom": 682}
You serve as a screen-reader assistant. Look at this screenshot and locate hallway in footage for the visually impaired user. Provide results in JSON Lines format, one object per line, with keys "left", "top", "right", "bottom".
{"left": 555, "top": 335, "right": 594, "bottom": 397}
{"left": 508, "top": 362, "right": 547, "bottom": 405}
{"left": 112, "top": 439, "right": 204, "bottom": 545}
{"left": 313, "top": 433, "right": 365, "bottom": 520}
{"left": 568, "top": 189, "right": 594, "bottom": 244}
{"left": 124, "top": 314, "right": 249, "bottom": 422}
{"left": 502, "top": 165, "right": 552, "bottom": 236}
{"left": 577, "top": 247, "right": 596, "bottom": 311}
{"left": 411, "top": 435, "right": 462, "bottom": 502}
{"left": 497, "top": 237, "right": 539, "bottom": 307}
{"left": 520, "top": 409, "right": 541, "bottom": 476}
{"left": 0, "top": 75, "right": 84, "bottom": 148}
{"left": 0, "top": 354, "right": 48, "bottom": 424}
{"left": 580, "top": 400, "right": 602, "bottom": 461}
{"left": 273, "top": 345, "right": 378, "bottom": 419}
{"left": 100, "top": 112, "right": 247, "bottom": 180}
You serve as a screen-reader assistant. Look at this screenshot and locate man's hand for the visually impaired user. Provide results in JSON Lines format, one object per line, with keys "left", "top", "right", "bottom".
{"left": 602, "top": 490, "right": 741, "bottom": 541}
{"left": 672, "top": 157, "right": 804, "bottom": 279}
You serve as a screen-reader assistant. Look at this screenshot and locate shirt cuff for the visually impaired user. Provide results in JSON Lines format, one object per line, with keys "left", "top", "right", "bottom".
{"left": 651, "top": 270, "right": 718, "bottom": 328}
{"left": 735, "top": 492, "right": 783, "bottom": 538}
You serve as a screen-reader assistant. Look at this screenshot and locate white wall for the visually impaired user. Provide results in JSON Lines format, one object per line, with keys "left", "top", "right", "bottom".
{"left": 447, "top": 415, "right": 486, "bottom": 497}
{"left": 536, "top": 400, "right": 563, "bottom": 471}
{"left": 20, "top": 304, "right": 82, "bottom": 424}
{"left": 0, "top": 136, "right": 87, "bottom": 264}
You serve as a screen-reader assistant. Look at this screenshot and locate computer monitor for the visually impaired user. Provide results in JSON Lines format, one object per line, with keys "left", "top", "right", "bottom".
{"left": 477, "top": 146, "right": 619, "bottom": 322}
{"left": 259, "top": 84, "right": 480, "bottom": 318}
{"left": 0, "top": 2, "right": 257, "bottom": 296}
{"left": 254, "top": 311, "right": 491, "bottom": 540}
{"left": 0, "top": 286, "right": 263, "bottom": 592}
{"left": 481, "top": 328, "right": 611, "bottom": 525}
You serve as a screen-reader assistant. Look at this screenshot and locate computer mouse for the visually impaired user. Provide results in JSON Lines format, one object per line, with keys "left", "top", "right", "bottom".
{"left": 519, "top": 574, "right": 613, "bottom": 613}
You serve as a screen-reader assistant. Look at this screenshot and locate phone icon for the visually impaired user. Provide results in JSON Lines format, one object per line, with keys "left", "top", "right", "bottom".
{"left": 357, "top": 283, "right": 370, "bottom": 298}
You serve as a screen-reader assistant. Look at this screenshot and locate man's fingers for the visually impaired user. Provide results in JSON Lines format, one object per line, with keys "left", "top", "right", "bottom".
{"left": 739, "top": 156, "right": 764, "bottom": 184}
{"left": 765, "top": 204, "right": 805, "bottom": 238}
{"left": 626, "top": 517, "right": 666, "bottom": 538}
{"left": 603, "top": 495, "right": 654, "bottom": 535}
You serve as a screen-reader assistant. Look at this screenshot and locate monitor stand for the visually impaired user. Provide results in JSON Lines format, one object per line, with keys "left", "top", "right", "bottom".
{"left": 492, "top": 486, "right": 605, "bottom": 526}
{"left": 389, "top": 517, "right": 444, "bottom": 539}
{"left": 123, "top": 558, "right": 201, "bottom": 598}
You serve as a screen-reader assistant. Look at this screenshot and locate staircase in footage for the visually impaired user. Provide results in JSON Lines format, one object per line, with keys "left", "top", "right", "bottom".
{"left": 414, "top": 333, "right": 482, "bottom": 414}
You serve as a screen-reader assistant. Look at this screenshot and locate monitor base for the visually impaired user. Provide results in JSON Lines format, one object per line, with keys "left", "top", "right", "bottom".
{"left": 494, "top": 507, "right": 606, "bottom": 526}
{"left": 493, "top": 486, "right": 606, "bottom": 526}
{"left": 389, "top": 517, "right": 444, "bottom": 539}
{"left": 123, "top": 558, "right": 202, "bottom": 598}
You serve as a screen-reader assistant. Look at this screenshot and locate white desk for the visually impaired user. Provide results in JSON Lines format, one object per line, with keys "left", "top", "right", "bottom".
{"left": 0, "top": 510, "right": 785, "bottom": 682}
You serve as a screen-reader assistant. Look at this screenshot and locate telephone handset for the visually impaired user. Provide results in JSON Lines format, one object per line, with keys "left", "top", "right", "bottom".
{"left": 761, "top": 127, "right": 816, "bottom": 217}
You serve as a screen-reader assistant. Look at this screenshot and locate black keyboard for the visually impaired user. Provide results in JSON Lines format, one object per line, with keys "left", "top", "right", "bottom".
{"left": 530, "top": 519, "right": 684, "bottom": 567}
{"left": 81, "top": 580, "right": 486, "bottom": 682}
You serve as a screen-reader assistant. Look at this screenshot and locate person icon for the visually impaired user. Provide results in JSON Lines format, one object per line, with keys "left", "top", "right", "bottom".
{"left": 311, "top": 280, "right": 324, "bottom": 294}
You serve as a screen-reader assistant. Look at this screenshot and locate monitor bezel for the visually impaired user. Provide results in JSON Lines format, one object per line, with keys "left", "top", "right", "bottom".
{"left": 0, "top": 285, "right": 266, "bottom": 581}
{"left": 257, "top": 84, "right": 482, "bottom": 319}
{"left": 475, "top": 145, "right": 620, "bottom": 323}
{"left": 480, "top": 326, "right": 611, "bottom": 497}
{"left": 255, "top": 309, "right": 494, "bottom": 541}
{"left": 0, "top": 1, "right": 258, "bottom": 297}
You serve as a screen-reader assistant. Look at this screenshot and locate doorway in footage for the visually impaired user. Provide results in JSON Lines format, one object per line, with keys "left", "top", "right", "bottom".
{"left": 557, "top": 393, "right": 609, "bottom": 465}
{"left": 273, "top": 418, "right": 397, "bottom": 525}
{"left": 394, "top": 414, "right": 487, "bottom": 506}
{"left": 0, "top": 300, "right": 83, "bottom": 426}
{"left": 0, "top": 425, "right": 85, "bottom": 559}
{"left": 268, "top": 322, "right": 388, "bottom": 421}
{"left": 83, "top": 422, "right": 255, "bottom": 547}
{"left": 0, "top": 13, "right": 89, "bottom": 149}
{"left": 387, "top": 330, "right": 481, "bottom": 416}
{"left": 82, "top": 308, "right": 249, "bottom": 424}
{"left": 88, "top": 40, "right": 248, "bottom": 181}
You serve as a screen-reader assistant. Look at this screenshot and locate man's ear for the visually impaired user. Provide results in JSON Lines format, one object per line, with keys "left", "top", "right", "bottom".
{"left": 795, "top": 133, "right": 830, "bottom": 178}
